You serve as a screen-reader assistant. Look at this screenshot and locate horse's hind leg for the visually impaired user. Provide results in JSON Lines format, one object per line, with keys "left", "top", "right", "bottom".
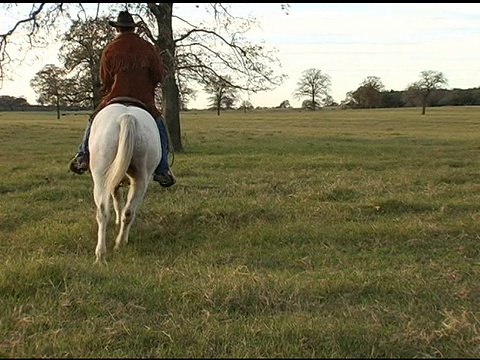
{"left": 93, "top": 181, "right": 111, "bottom": 263}
{"left": 114, "top": 175, "right": 149, "bottom": 251}
{"left": 112, "top": 185, "right": 124, "bottom": 226}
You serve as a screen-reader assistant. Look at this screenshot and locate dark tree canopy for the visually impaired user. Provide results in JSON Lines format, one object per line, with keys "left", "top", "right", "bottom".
{"left": 351, "top": 76, "right": 385, "bottom": 109}
{"left": 30, "top": 64, "right": 67, "bottom": 118}
{"left": 60, "top": 17, "right": 115, "bottom": 108}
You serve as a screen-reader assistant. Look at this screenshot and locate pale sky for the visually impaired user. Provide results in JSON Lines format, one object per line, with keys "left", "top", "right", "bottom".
{"left": 1, "top": 3, "right": 479, "bottom": 109}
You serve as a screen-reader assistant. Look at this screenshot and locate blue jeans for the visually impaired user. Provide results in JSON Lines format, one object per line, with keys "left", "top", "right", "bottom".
{"left": 77, "top": 115, "right": 170, "bottom": 175}
{"left": 77, "top": 120, "right": 91, "bottom": 155}
{"left": 154, "top": 116, "right": 170, "bottom": 175}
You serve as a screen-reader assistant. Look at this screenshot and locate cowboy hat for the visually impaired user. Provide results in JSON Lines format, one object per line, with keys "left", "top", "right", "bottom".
{"left": 108, "top": 10, "right": 137, "bottom": 28}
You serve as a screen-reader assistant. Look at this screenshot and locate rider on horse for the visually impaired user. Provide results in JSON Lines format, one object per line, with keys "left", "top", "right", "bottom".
{"left": 69, "top": 10, "right": 176, "bottom": 188}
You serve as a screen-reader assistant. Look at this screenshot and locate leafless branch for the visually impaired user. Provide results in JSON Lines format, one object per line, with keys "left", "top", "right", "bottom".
{"left": 0, "top": 3, "right": 46, "bottom": 84}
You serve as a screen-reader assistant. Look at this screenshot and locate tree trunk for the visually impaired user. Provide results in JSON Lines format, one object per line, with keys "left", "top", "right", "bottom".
{"left": 421, "top": 93, "right": 428, "bottom": 115}
{"left": 56, "top": 95, "right": 60, "bottom": 119}
{"left": 163, "top": 75, "right": 181, "bottom": 150}
{"left": 149, "top": 3, "right": 183, "bottom": 152}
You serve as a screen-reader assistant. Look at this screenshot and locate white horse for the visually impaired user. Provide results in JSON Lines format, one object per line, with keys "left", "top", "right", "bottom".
{"left": 88, "top": 102, "right": 161, "bottom": 263}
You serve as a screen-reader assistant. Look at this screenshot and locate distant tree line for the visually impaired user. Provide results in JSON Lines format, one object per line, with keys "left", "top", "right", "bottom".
{"left": 0, "top": 95, "right": 88, "bottom": 112}
{"left": 2, "top": 84, "right": 480, "bottom": 113}
{"left": 290, "top": 69, "right": 454, "bottom": 115}
{"left": 349, "top": 87, "right": 480, "bottom": 109}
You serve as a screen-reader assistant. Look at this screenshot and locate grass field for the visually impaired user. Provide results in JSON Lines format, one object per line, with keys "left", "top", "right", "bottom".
{"left": 1, "top": 106, "right": 480, "bottom": 357}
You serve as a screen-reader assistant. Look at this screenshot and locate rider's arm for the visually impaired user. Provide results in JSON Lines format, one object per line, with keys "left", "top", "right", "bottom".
{"left": 99, "top": 49, "right": 114, "bottom": 96}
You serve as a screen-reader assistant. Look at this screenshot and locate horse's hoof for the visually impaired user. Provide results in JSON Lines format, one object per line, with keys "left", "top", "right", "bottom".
{"left": 94, "top": 256, "right": 107, "bottom": 265}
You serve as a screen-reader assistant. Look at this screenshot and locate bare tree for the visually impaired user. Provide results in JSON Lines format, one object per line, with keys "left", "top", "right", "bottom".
{"left": 239, "top": 99, "right": 253, "bottom": 113}
{"left": 406, "top": 70, "right": 448, "bottom": 115}
{"left": 30, "top": 64, "right": 68, "bottom": 119}
{"left": 293, "top": 68, "right": 331, "bottom": 110}
{"left": 1, "top": 3, "right": 289, "bottom": 152}
{"left": 205, "top": 75, "right": 239, "bottom": 115}
{"left": 177, "top": 80, "right": 197, "bottom": 110}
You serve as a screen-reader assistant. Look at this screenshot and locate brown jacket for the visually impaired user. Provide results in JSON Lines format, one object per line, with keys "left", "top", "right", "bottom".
{"left": 98, "top": 31, "right": 166, "bottom": 118}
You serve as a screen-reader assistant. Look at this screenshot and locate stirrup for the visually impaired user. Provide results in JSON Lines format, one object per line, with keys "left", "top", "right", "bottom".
{"left": 69, "top": 153, "right": 89, "bottom": 175}
{"left": 153, "top": 171, "right": 176, "bottom": 188}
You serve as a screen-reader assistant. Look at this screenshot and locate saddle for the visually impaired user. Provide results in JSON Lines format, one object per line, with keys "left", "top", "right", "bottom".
{"left": 107, "top": 96, "right": 156, "bottom": 120}
{"left": 88, "top": 96, "right": 157, "bottom": 125}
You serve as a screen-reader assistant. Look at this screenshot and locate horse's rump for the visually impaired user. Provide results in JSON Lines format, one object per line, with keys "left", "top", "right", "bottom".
{"left": 89, "top": 103, "right": 161, "bottom": 186}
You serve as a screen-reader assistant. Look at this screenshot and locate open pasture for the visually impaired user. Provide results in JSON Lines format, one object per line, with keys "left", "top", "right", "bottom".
{"left": 1, "top": 106, "right": 480, "bottom": 357}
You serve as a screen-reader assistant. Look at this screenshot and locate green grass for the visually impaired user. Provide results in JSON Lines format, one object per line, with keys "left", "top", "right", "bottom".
{"left": 1, "top": 106, "right": 480, "bottom": 357}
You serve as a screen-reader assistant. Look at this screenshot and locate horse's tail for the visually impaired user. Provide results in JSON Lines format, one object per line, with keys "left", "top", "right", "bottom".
{"left": 105, "top": 113, "right": 136, "bottom": 193}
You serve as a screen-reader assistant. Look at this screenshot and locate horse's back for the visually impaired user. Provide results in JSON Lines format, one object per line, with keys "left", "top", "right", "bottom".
{"left": 89, "top": 104, "right": 161, "bottom": 175}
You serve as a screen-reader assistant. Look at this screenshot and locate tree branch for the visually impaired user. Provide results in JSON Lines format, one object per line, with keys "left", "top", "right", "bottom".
{"left": 0, "top": 3, "right": 46, "bottom": 84}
